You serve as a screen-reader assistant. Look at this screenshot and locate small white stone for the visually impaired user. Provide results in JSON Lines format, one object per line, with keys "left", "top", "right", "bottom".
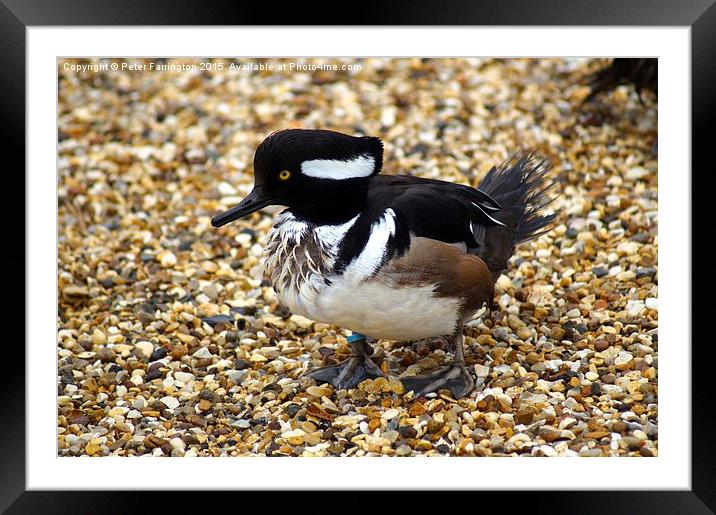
{"left": 235, "top": 232, "right": 252, "bottom": 246}
{"left": 289, "top": 315, "right": 313, "bottom": 330}
{"left": 135, "top": 341, "right": 154, "bottom": 359}
{"left": 474, "top": 364, "right": 490, "bottom": 377}
{"left": 174, "top": 371, "right": 195, "bottom": 383}
{"left": 382, "top": 409, "right": 400, "bottom": 420}
{"left": 559, "top": 417, "right": 577, "bottom": 429}
{"left": 495, "top": 274, "right": 513, "bottom": 291}
{"left": 129, "top": 375, "right": 143, "bottom": 386}
{"left": 192, "top": 347, "right": 213, "bottom": 359}
{"left": 626, "top": 300, "right": 645, "bottom": 316}
{"left": 617, "top": 241, "right": 640, "bottom": 255}
{"left": 615, "top": 352, "right": 634, "bottom": 370}
{"left": 218, "top": 181, "right": 237, "bottom": 196}
{"left": 228, "top": 371, "right": 247, "bottom": 385}
{"left": 645, "top": 298, "right": 658, "bottom": 310}
{"left": 626, "top": 167, "right": 649, "bottom": 180}
{"left": 170, "top": 437, "right": 186, "bottom": 451}
{"left": 633, "top": 430, "right": 648, "bottom": 440}
{"left": 257, "top": 347, "right": 280, "bottom": 359}
{"left": 380, "top": 106, "right": 397, "bottom": 126}
{"left": 563, "top": 397, "right": 579, "bottom": 410}
{"left": 160, "top": 396, "right": 180, "bottom": 410}
{"left": 158, "top": 250, "right": 177, "bottom": 268}
{"left": 541, "top": 445, "right": 557, "bottom": 457}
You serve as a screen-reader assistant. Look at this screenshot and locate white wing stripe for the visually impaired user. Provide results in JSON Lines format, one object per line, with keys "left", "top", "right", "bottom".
{"left": 343, "top": 209, "right": 396, "bottom": 283}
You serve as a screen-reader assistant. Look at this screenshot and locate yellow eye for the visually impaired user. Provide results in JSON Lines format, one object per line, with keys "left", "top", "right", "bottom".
{"left": 278, "top": 170, "right": 291, "bottom": 181}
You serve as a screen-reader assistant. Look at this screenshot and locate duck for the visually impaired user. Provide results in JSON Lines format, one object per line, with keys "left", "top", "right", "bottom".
{"left": 584, "top": 58, "right": 657, "bottom": 104}
{"left": 212, "top": 128, "right": 557, "bottom": 397}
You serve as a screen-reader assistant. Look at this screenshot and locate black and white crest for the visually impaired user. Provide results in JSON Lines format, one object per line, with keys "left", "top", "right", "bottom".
{"left": 254, "top": 129, "right": 384, "bottom": 183}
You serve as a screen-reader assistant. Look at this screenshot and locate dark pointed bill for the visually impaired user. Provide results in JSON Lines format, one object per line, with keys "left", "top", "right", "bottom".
{"left": 211, "top": 185, "right": 272, "bottom": 227}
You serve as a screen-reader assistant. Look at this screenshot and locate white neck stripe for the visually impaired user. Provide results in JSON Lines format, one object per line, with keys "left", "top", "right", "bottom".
{"left": 300, "top": 154, "right": 375, "bottom": 180}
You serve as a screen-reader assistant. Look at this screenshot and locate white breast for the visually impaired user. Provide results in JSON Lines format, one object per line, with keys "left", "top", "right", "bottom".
{"left": 262, "top": 209, "right": 461, "bottom": 341}
{"left": 262, "top": 211, "right": 356, "bottom": 316}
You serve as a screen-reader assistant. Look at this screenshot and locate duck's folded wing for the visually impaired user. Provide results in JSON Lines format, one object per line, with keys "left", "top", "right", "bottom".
{"left": 333, "top": 175, "right": 505, "bottom": 275}
{"left": 369, "top": 175, "right": 505, "bottom": 251}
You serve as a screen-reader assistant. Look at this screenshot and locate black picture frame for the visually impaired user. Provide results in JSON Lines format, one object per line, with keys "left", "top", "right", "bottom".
{"left": 3, "top": 1, "right": 713, "bottom": 513}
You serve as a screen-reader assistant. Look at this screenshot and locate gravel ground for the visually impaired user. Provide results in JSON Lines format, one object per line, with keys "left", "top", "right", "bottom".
{"left": 57, "top": 58, "right": 658, "bottom": 457}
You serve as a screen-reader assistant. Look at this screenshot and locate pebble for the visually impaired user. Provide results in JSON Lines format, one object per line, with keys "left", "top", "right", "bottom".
{"left": 550, "top": 327, "right": 566, "bottom": 340}
{"left": 594, "top": 339, "right": 610, "bottom": 352}
{"left": 192, "top": 347, "right": 213, "bottom": 359}
{"left": 306, "top": 386, "right": 332, "bottom": 397}
{"left": 160, "top": 396, "right": 180, "bottom": 410}
{"left": 169, "top": 438, "right": 186, "bottom": 452}
{"left": 636, "top": 267, "right": 657, "bottom": 279}
{"left": 615, "top": 352, "right": 634, "bottom": 370}
{"left": 395, "top": 445, "right": 413, "bottom": 457}
{"left": 174, "top": 371, "right": 195, "bottom": 383}
{"left": 135, "top": 341, "right": 154, "bottom": 359}
{"left": 149, "top": 347, "right": 167, "bottom": 362}
{"left": 593, "top": 266, "right": 608, "bottom": 278}
{"left": 626, "top": 300, "right": 645, "bottom": 316}
{"left": 290, "top": 315, "right": 314, "bottom": 330}
{"left": 203, "top": 314, "right": 234, "bottom": 327}
{"left": 158, "top": 250, "right": 177, "bottom": 268}
{"left": 617, "top": 241, "right": 640, "bottom": 255}
{"left": 91, "top": 329, "right": 106, "bottom": 346}
{"left": 382, "top": 408, "right": 400, "bottom": 420}
{"left": 474, "top": 364, "right": 490, "bottom": 377}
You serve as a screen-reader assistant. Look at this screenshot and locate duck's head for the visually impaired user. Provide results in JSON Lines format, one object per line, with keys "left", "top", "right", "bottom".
{"left": 211, "top": 129, "right": 384, "bottom": 227}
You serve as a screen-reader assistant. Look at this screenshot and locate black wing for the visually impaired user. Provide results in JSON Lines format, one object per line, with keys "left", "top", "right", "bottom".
{"left": 333, "top": 175, "right": 505, "bottom": 274}
{"left": 368, "top": 174, "right": 504, "bottom": 251}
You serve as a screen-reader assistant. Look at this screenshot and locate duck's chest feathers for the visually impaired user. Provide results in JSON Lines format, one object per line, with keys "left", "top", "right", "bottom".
{"left": 262, "top": 211, "right": 357, "bottom": 315}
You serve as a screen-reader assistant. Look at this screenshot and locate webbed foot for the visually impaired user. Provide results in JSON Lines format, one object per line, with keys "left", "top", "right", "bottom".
{"left": 306, "top": 334, "right": 384, "bottom": 390}
{"left": 401, "top": 365, "right": 475, "bottom": 398}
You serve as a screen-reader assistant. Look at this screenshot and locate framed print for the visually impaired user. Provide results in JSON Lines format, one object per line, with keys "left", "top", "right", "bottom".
{"left": 3, "top": 0, "right": 715, "bottom": 512}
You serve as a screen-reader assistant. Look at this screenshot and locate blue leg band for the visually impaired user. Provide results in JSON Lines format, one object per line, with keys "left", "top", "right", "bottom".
{"left": 347, "top": 332, "right": 367, "bottom": 343}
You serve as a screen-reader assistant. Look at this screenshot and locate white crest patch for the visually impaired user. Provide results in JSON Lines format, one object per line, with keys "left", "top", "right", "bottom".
{"left": 300, "top": 154, "right": 375, "bottom": 180}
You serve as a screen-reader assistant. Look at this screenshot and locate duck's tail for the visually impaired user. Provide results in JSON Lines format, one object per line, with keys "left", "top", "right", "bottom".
{"left": 476, "top": 152, "right": 559, "bottom": 278}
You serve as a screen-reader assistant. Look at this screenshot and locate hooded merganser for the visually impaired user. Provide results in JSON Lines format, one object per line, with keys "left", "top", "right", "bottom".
{"left": 212, "top": 128, "right": 558, "bottom": 398}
